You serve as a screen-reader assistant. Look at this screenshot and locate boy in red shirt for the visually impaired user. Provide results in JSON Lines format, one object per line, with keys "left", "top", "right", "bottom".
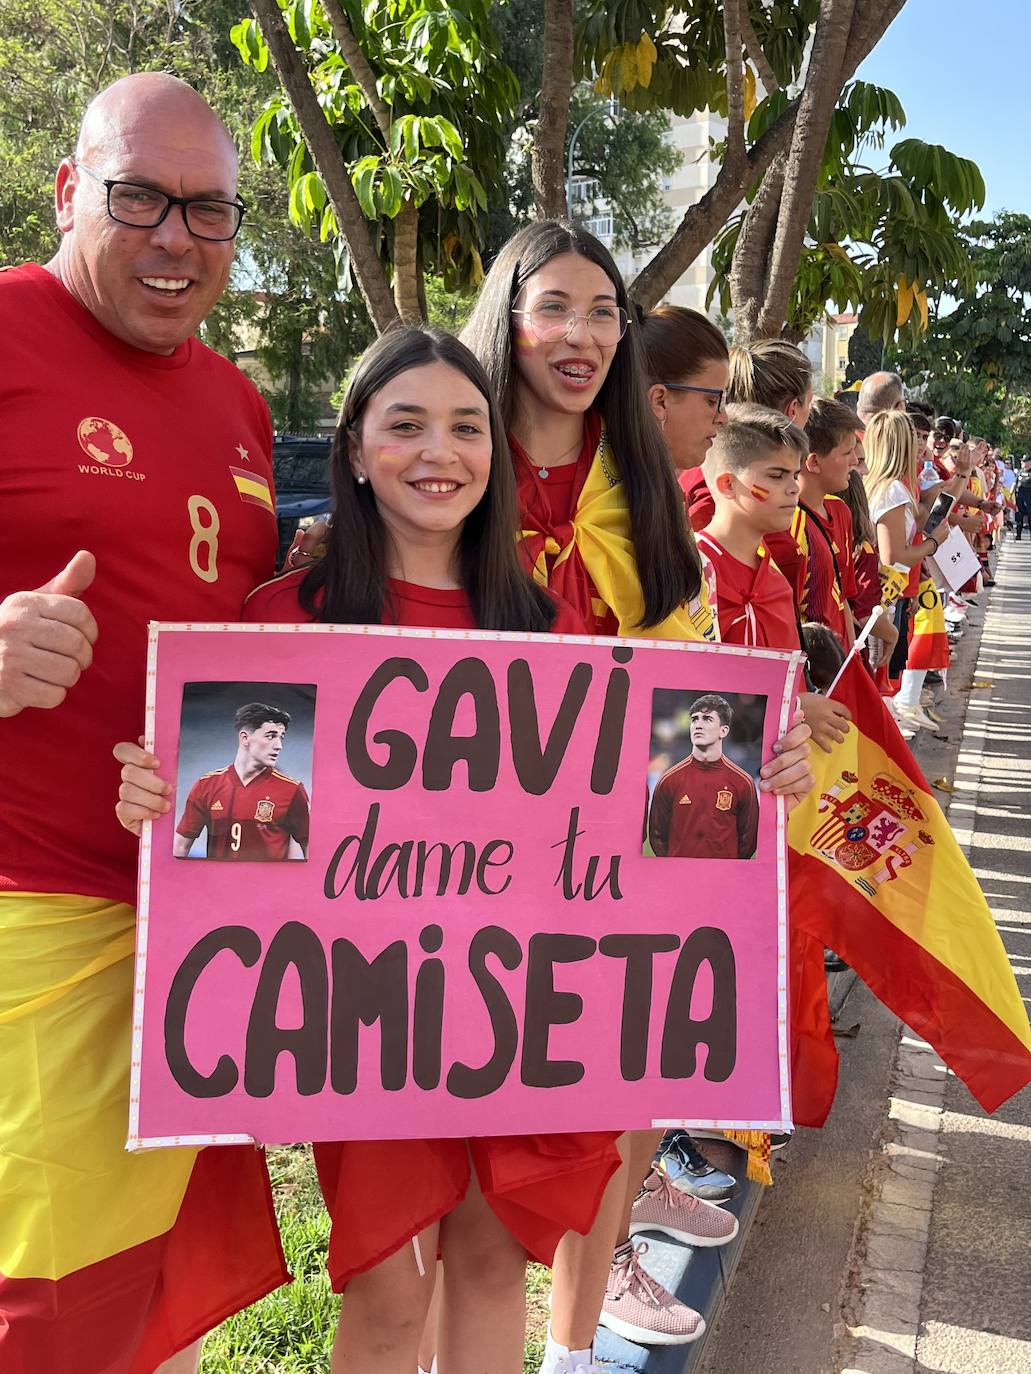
{"left": 697, "top": 404, "right": 851, "bottom": 754}
{"left": 696, "top": 404, "right": 845, "bottom": 1126}
{"left": 765, "top": 397, "right": 860, "bottom": 652}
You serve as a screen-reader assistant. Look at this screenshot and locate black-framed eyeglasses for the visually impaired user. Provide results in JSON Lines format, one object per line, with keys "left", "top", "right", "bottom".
{"left": 512, "top": 302, "right": 630, "bottom": 346}
{"left": 661, "top": 382, "right": 727, "bottom": 413}
{"left": 74, "top": 161, "right": 246, "bottom": 241}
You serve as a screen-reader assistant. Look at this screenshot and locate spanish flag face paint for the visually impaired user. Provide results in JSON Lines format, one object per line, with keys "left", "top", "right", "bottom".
{"left": 514, "top": 322, "right": 538, "bottom": 355}
{"left": 749, "top": 483, "right": 771, "bottom": 502}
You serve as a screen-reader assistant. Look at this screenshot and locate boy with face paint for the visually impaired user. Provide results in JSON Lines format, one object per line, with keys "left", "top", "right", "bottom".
{"left": 647, "top": 695, "right": 760, "bottom": 859}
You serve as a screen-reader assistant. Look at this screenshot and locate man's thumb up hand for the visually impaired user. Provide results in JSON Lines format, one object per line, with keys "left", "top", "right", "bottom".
{"left": 40, "top": 550, "right": 97, "bottom": 599}
{"left": 0, "top": 551, "right": 100, "bottom": 717}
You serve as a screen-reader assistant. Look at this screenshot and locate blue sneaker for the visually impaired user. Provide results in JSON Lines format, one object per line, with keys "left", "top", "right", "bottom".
{"left": 656, "top": 1131, "right": 738, "bottom": 1204}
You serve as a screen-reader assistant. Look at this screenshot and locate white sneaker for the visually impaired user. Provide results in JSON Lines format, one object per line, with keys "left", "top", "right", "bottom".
{"left": 896, "top": 704, "right": 939, "bottom": 731}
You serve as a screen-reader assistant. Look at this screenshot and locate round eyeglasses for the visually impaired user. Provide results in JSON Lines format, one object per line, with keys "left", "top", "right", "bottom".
{"left": 75, "top": 162, "right": 246, "bottom": 242}
{"left": 512, "top": 301, "right": 630, "bottom": 346}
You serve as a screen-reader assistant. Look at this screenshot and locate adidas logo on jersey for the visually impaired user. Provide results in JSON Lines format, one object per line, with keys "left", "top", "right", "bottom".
{"left": 211, "top": 801, "right": 224, "bottom": 811}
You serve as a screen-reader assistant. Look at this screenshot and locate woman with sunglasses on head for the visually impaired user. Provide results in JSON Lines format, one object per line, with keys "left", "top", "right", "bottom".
{"left": 463, "top": 222, "right": 814, "bottom": 1373}
{"left": 113, "top": 326, "right": 624, "bottom": 1374}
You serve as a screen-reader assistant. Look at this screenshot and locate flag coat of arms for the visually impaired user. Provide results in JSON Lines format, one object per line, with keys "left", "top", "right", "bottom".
{"left": 788, "top": 657, "right": 1031, "bottom": 1113}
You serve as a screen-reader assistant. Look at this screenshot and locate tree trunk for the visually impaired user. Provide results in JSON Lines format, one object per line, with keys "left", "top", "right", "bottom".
{"left": 392, "top": 201, "right": 424, "bottom": 324}
{"left": 250, "top": 0, "right": 399, "bottom": 334}
{"left": 629, "top": 102, "right": 799, "bottom": 309}
{"left": 532, "top": 0, "right": 574, "bottom": 219}
{"left": 321, "top": 0, "right": 392, "bottom": 138}
{"left": 729, "top": 155, "right": 786, "bottom": 344}
{"left": 630, "top": 0, "right": 907, "bottom": 314}
{"left": 755, "top": 0, "right": 856, "bottom": 338}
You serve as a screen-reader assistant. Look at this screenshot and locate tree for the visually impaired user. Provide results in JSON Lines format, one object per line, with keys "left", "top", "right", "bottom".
{"left": 575, "top": 0, "right": 914, "bottom": 336}
{"left": 843, "top": 326, "right": 882, "bottom": 387}
{"left": 708, "top": 83, "right": 985, "bottom": 345}
{"left": 235, "top": 0, "right": 517, "bottom": 330}
{"left": 890, "top": 213, "right": 1031, "bottom": 449}
{"left": 228, "top": 0, "right": 979, "bottom": 352}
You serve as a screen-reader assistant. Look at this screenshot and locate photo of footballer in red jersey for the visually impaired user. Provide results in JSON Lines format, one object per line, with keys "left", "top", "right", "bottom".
{"left": 645, "top": 692, "right": 764, "bottom": 860}
{"left": 175, "top": 697, "right": 312, "bottom": 861}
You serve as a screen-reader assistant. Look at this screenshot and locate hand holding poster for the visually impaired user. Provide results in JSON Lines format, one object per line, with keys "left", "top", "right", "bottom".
{"left": 129, "top": 624, "right": 803, "bottom": 1149}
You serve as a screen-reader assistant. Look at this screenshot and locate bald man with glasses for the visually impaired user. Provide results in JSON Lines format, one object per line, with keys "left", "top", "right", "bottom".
{"left": 0, "top": 74, "right": 287, "bottom": 1374}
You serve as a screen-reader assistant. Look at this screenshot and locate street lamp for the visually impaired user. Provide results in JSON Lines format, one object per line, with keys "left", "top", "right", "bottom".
{"left": 566, "top": 97, "right": 619, "bottom": 221}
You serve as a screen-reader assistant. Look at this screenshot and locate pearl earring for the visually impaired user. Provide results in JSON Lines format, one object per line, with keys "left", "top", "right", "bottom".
{"left": 356, "top": 473, "right": 367, "bottom": 484}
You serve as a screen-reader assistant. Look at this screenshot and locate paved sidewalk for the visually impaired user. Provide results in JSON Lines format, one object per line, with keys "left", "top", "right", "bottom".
{"left": 839, "top": 537, "right": 1031, "bottom": 1374}
{"left": 694, "top": 540, "right": 1031, "bottom": 1374}
{"left": 910, "top": 539, "right": 1031, "bottom": 1373}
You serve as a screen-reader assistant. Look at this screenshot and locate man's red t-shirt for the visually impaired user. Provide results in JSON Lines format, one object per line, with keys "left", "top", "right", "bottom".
{"left": 0, "top": 264, "right": 278, "bottom": 905}
{"left": 765, "top": 496, "right": 857, "bottom": 649}
{"left": 243, "top": 569, "right": 587, "bottom": 634}
{"left": 696, "top": 532, "right": 799, "bottom": 650}
{"left": 176, "top": 764, "right": 310, "bottom": 860}
{"left": 648, "top": 754, "right": 759, "bottom": 859}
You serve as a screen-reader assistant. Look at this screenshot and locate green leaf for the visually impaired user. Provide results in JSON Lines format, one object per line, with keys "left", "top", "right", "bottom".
{"left": 377, "top": 165, "right": 404, "bottom": 218}
{"left": 351, "top": 154, "right": 381, "bottom": 219}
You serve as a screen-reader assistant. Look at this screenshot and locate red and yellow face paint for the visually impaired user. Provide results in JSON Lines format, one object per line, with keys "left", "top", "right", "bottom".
{"left": 749, "top": 483, "right": 771, "bottom": 502}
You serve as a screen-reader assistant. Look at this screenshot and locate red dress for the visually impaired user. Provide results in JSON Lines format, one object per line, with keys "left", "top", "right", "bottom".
{"left": 244, "top": 571, "right": 621, "bottom": 1286}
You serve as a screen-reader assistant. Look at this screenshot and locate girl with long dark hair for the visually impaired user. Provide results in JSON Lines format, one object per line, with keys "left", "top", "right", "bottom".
{"left": 463, "top": 222, "right": 814, "bottom": 1373}
{"left": 113, "top": 326, "right": 621, "bottom": 1374}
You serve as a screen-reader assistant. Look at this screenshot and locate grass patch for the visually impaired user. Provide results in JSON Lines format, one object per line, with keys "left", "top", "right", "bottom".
{"left": 200, "top": 1147, "right": 551, "bottom": 1373}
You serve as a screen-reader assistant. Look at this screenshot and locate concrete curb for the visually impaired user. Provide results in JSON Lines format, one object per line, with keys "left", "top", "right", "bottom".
{"left": 834, "top": 558, "right": 1000, "bottom": 1374}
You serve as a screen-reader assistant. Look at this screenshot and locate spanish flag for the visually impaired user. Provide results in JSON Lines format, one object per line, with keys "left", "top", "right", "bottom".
{"left": 231, "top": 465, "right": 275, "bottom": 513}
{"left": 0, "top": 894, "right": 289, "bottom": 1373}
{"left": 906, "top": 577, "right": 951, "bottom": 671}
{"left": 788, "top": 658, "right": 1031, "bottom": 1112}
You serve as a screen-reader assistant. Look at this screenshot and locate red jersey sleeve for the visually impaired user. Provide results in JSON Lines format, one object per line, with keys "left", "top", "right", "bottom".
{"left": 244, "top": 569, "right": 312, "bottom": 623}
{"left": 647, "top": 777, "right": 673, "bottom": 857}
{"left": 176, "top": 776, "right": 211, "bottom": 841}
{"left": 829, "top": 500, "right": 858, "bottom": 600}
{"left": 764, "top": 522, "right": 806, "bottom": 604}
{"left": 677, "top": 466, "right": 716, "bottom": 533}
{"left": 736, "top": 773, "right": 760, "bottom": 859}
{"left": 286, "top": 783, "right": 311, "bottom": 851}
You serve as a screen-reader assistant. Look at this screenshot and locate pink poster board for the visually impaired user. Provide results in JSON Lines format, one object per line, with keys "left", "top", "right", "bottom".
{"left": 128, "top": 623, "right": 803, "bottom": 1149}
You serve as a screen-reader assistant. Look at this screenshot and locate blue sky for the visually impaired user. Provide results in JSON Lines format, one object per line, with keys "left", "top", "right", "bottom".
{"left": 857, "top": 0, "right": 1030, "bottom": 217}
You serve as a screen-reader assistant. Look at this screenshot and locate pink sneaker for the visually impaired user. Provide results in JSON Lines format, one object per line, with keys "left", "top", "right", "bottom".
{"left": 629, "top": 1167, "right": 739, "bottom": 1247}
{"left": 599, "top": 1241, "right": 706, "bottom": 1346}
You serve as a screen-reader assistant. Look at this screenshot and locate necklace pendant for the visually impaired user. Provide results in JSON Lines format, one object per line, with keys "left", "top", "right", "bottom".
{"left": 538, "top": 466, "right": 549, "bottom": 480}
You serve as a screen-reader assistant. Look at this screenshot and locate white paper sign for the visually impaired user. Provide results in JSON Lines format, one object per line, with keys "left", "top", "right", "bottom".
{"left": 929, "top": 526, "right": 982, "bottom": 592}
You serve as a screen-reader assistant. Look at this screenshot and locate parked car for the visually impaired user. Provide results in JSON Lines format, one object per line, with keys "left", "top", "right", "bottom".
{"left": 272, "top": 434, "right": 333, "bottom": 566}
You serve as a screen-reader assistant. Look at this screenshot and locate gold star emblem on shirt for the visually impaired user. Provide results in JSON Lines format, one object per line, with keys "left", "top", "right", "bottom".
{"left": 235, "top": 443, "right": 249, "bottom": 461}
